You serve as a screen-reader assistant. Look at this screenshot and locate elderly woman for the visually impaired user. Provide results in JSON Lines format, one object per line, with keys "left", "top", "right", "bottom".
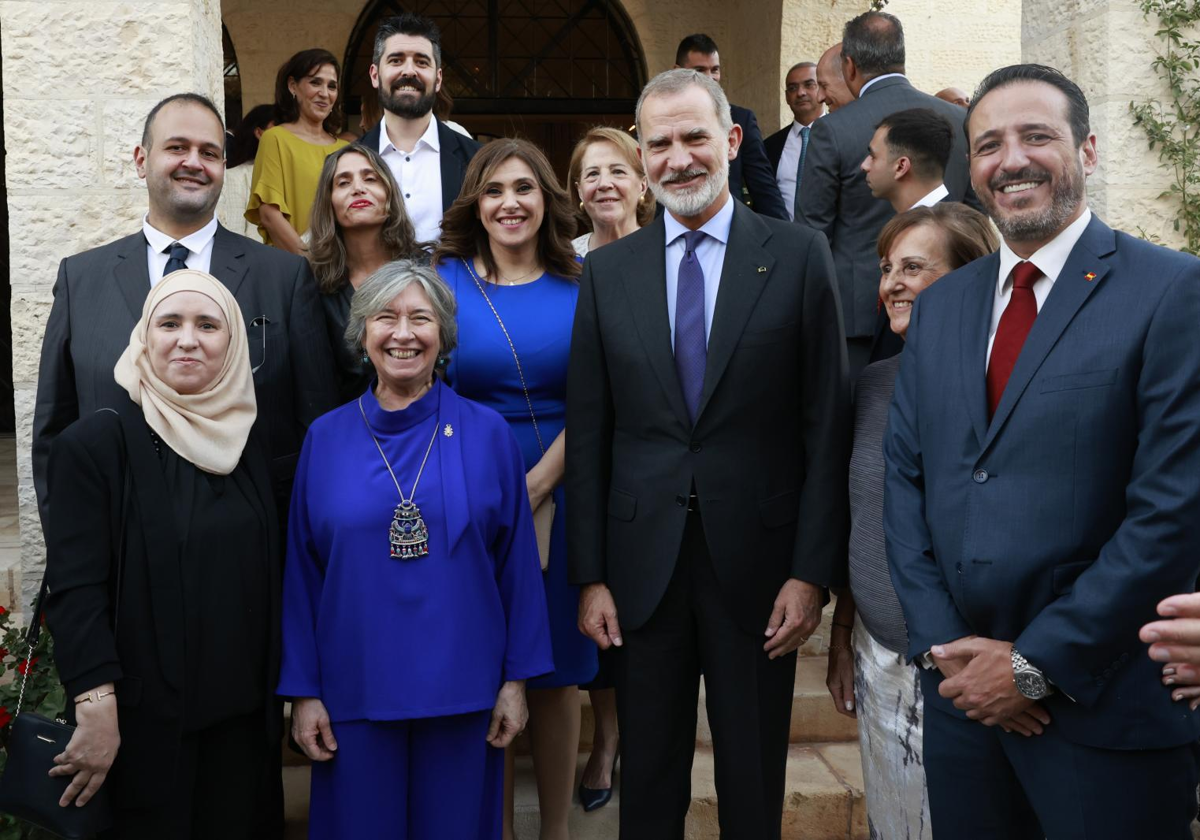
{"left": 433, "top": 138, "right": 592, "bottom": 840}
{"left": 279, "top": 260, "right": 552, "bottom": 838}
{"left": 567, "top": 126, "right": 654, "bottom": 259}
{"left": 44, "top": 270, "right": 280, "bottom": 838}
{"left": 247, "top": 49, "right": 349, "bottom": 252}
{"left": 825, "top": 203, "right": 997, "bottom": 838}
{"left": 308, "top": 144, "right": 427, "bottom": 402}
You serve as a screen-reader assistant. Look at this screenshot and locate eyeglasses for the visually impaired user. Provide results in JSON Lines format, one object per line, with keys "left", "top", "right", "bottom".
{"left": 785, "top": 82, "right": 819, "bottom": 93}
{"left": 250, "top": 315, "right": 269, "bottom": 374}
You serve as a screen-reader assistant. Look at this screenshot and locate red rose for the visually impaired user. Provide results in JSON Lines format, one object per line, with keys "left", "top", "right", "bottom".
{"left": 0, "top": 604, "right": 7, "bottom": 614}
{"left": 16, "top": 657, "right": 37, "bottom": 676}
{"left": 0, "top": 707, "right": 11, "bottom": 728}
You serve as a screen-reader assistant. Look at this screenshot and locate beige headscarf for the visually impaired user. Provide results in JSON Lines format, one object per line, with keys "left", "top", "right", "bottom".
{"left": 114, "top": 269, "right": 257, "bottom": 475}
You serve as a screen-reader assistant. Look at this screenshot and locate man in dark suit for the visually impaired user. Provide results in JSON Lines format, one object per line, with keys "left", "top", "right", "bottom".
{"left": 765, "top": 61, "right": 824, "bottom": 222}
{"left": 33, "top": 93, "right": 338, "bottom": 525}
{"left": 568, "top": 69, "right": 849, "bottom": 839}
{"left": 796, "top": 12, "right": 975, "bottom": 377}
{"left": 356, "top": 12, "right": 481, "bottom": 242}
{"left": 675, "top": 34, "right": 789, "bottom": 220}
{"left": 884, "top": 64, "right": 1200, "bottom": 838}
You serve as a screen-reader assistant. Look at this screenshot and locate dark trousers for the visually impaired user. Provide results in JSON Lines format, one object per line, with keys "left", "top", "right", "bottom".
{"left": 616, "top": 513, "right": 796, "bottom": 840}
{"left": 104, "top": 711, "right": 277, "bottom": 840}
{"left": 923, "top": 681, "right": 1200, "bottom": 839}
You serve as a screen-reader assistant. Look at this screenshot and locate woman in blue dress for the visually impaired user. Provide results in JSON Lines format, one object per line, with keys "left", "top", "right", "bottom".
{"left": 278, "top": 260, "right": 553, "bottom": 839}
{"left": 434, "top": 138, "right": 596, "bottom": 840}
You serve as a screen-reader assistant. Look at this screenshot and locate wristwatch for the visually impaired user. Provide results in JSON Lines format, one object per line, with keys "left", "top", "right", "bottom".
{"left": 1011, "top": 647, "right": 1053, "bottom": 700}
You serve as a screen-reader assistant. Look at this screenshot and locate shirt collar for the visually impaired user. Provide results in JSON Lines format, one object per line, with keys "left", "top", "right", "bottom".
{"left": 143, "top": 213, "right": 219, "bottom": 255}
{"left": 997, "top": 207, "right": 1093, "bottom": 291}
{"left": 792, "top": 120, "right": 814, "bottom": 136}
{"left": 910, "top": 183, "right": 949, "bottom": 209}
{"left": 859, "top": 73, "right": 906, "bottom": 97}
{"left": 664, "top": 193, "right": 735, "bottom": 248}
{"left": 380, "top": 115, "right": 441, "bottom": 155}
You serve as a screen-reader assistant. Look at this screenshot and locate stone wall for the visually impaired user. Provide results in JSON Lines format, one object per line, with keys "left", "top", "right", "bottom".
{"left": 2, "top": 0, "right": 226, "bottom": 607}
{"left": 1023, "top": 0, "right": 1185, "bottom": 248}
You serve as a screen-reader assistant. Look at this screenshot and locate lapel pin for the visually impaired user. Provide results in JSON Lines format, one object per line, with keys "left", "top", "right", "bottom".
{"left": 443, "top": 424, "right": 454, "bottom": 437}
{"left": 1085, "top": 272, "right": 1096, "bottom": 282}
{"left": 757, "top": 266, "right": 767, "bottom": 273}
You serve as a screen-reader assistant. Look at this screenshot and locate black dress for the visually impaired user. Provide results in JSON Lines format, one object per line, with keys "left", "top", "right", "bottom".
{"left": 322, "top": 282, "right": 372, "bottom": 404}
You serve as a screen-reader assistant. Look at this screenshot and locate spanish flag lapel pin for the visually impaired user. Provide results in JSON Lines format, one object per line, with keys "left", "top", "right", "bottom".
{"left": 1085, "top": 271, "right": 1097, "bottom": 282}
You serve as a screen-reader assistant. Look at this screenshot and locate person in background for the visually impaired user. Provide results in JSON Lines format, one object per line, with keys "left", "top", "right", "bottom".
{"left": 217, "top": 104, "right": 274, "bottom": 239}
{"left": 935, "top": 86, "right": 970, "bottom": 107}
{"left": 280, "top": 261, "right": 553, "bottom": 839}
{"left": 434, "top": 138, "right": 593, "bottom": 840}
{"left": 825, "top": 203, "right": 997, "bottom": 840}
{"left": 307, "top": 144, "right": 427, "bottom": 402}
{"left": 861, "top": 108, "right": 954, "bottom": 214}
{"left": 45, "top": 269, "right": 282, "bottom": 838}
{"left": 1141, "top": 593, "right": 1200, "bottom": 711}
{"left": 567, "top": 126, "right": 654, "bottom": 258}
{"left": 765, "top": 61, "right": 824, "bottom": 222}
{"left": 247, "top": 49, "right": 349, "bottom": 253}
{"left": 815, "top": 44, "right": 853, "bottom": 113}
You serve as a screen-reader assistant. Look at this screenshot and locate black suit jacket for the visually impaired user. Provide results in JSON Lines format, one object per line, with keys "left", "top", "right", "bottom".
{"left": 566, "top": 201, "right": 850, "bottom": 634}
{"left": 796, "top": 76, "right": 978, "bottom": 339}
{"left": 728, "top": 104, "right": 789, "bottom": 220}
{"left": 43, "top": 401, "right": 282, "bottom": 804}
{"left": 357, "top": 118, "right": 482, "bottom": 211}
{"left": 32, "top": 224, "right": 338, "bottom": 523}
{"left": 764, "top": 124, "right": 790, "bottom": 173}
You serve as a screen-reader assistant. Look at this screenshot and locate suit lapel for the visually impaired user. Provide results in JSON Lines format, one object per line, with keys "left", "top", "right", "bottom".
{"left": 210, "top": 225, "right": 250, "bottom": 298}
{"left": 112, "top": 232, "right": 152, "bottom": 321}
{"left": 618, "top": 218, "right": 692, "bottom": 427}
{"left": 959, "top": 255, "right": 998, "bottom": 449}
{"left": 697, "top": 204, "right": 773, "bottom": 420}
{"left": 983, "top": 216, "right": 1116, "bottom": 450}
{"left": 438, "top": 122, "right": 464, "bottom": 211}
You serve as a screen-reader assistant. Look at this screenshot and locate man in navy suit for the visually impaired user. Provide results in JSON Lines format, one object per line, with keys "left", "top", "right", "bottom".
{"left": 884, "top": 64, "right": 1200, "bottom": 838}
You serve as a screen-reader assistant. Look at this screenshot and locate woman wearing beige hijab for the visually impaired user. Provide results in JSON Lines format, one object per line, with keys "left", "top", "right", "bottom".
{"left": 42, "top": 270, "right": 284, "bottom": 839}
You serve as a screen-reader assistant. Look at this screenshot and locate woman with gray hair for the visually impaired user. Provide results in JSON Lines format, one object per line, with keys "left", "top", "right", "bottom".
{"left": 278, "top": 259, "right": 553, "bottom": 837}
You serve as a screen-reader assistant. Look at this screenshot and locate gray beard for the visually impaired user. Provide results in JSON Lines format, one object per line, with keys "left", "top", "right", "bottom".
{"left": 650, "top": 158, "right": 730, "bottom": 218}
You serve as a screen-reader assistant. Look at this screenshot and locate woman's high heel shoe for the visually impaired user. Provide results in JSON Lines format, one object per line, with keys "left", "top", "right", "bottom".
{"left": 578, "top": 750, "right": 619, "bottom": 812}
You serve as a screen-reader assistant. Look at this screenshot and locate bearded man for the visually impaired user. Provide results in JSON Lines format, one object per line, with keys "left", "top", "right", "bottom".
{"left": 566, "top": 68, "right": 850, "bottom": 840}
{"left": 884, "top": 63, "right": 1200, "bottom": 838}
{"left": 357, "top": 12, "right": 481, "bottom": 243}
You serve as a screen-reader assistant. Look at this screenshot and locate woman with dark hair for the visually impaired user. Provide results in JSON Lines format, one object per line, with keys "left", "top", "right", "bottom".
{"left": 217, "top": 104, "right": 274, "bottom": 238}
{"left": 308, "top": 144, "right": 427, "bottom": 402}
{"left": 825, "top": 203, "right": 998, "bottom": 839}
{"left": 246, "top": 48, "right": 348, "bottom": 252}
{"left": 433, "top": 138, "right": 592, "bottom": 840}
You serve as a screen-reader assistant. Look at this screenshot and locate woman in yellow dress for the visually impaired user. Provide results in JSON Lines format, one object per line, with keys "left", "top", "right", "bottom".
{"left": 247, "top": 48, "right": 348, "bottom": 253}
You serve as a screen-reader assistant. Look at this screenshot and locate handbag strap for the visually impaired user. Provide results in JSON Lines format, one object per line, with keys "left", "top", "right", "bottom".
{"left": 462, "top": 258, "right": 546, "bottom": 456}
{"left": 16, "top": 409, "right": 132, "bottom": 717}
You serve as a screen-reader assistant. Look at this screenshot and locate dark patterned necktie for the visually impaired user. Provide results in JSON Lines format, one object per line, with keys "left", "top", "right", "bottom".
{"left": 674, "top": 230, "right": 707, "bottom": 424}
{"left": 163, "top": 241, "right": 190, "bottom": 277}
{"left": 793, "top": 125, "right": 810, "bottom": 221}
{"left": 986, "top": 260, "right": 1041, "bottom": 418}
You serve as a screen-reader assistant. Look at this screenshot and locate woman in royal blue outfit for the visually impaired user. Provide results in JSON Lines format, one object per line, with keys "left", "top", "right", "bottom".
{"left": 434, "top": 138, "right": 595, "bottom": 839}
{"left": 278, "top": 260, "right": 553, "bottom": 839}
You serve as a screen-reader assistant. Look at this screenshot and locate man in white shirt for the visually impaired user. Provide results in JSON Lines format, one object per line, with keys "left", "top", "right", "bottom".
{"left": 356, "top": 12, "right": 481, "bottom": 244}
{"left": 764, "top": 61, "right": 825, "bottom": 221}
{"left": 860, "top": 107, "right": 953, "bottom": 213}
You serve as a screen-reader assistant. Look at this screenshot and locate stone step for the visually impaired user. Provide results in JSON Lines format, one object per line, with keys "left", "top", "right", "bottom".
{"left": 283, "top": 742, "right": 868, "bottom": 840}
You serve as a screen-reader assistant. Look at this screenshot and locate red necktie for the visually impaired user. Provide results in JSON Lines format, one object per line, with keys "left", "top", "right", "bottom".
{"left": 986, "top": 261, "right": 1042, "bottom": 419}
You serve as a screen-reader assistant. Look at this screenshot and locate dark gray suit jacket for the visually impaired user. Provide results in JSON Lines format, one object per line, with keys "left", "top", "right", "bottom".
{"left": 32, "top": 224, "right": 339, "bottom": 523}
{"left": 566, "top": 201, "right": 850, "bottom": 634}
{"left": 796, "top": 76, "right": 975, "bottom": 339}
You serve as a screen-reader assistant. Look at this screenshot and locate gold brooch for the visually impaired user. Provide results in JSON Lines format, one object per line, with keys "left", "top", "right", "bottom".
{"left": 443, "top": 424, "right": 454, "bottom": 437}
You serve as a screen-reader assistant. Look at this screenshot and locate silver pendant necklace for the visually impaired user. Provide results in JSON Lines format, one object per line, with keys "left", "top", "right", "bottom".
{"left": 358, "top": 396, "right": 440, "bottom": 560}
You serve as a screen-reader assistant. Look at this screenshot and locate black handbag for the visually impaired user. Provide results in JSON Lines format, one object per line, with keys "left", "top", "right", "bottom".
{"left": 0, "top": 577, "right": 114, "bottom": 838}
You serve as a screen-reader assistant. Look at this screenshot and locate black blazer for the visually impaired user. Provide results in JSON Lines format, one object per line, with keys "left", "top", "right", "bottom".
{"left": 764, "top": 124, "right": 790, "bottom": 173}
{"left": 32, "top": 225, "right": 339, "bottom": 523}
{"left": 728, "top": 104, "right": 789, "bottom": 220}
{"left": 43, "top": 402, "right": 282, "bottom": 804}
{"left": 357, "top": 118, "right": 482, "bottom": 211}
{"left": 566, "top": 201, "right": 850, "bottom": 634}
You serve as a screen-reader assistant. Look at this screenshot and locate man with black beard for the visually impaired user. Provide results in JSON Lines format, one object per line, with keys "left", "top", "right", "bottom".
{"left": 357, "top": 13, "right": 481, "bottom": 243}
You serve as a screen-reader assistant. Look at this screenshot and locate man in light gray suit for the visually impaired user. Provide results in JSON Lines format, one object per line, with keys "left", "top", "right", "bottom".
{"left": 33, "top": 93, "right": 338, "bottom": 526}
{"left": 796, "top": 12, "right": 975, "bottom": 377}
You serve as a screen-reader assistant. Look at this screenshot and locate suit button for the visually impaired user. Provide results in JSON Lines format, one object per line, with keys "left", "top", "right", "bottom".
{"left": 973, "top": 469, "right": 989, "bottom": 484}
{"left": 676, "top": 495, "right": 687, "bottom": 507}
{"left": 690, "top": 441, "right": 702, "bottom": 453}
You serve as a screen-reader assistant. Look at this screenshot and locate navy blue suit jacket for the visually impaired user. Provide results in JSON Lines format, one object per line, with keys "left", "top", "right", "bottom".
{"left": 884, "top": 214, "right": 1200, "bottom": 750}
{"left": 728, "top": 104, "right": 788, "bottom": 220}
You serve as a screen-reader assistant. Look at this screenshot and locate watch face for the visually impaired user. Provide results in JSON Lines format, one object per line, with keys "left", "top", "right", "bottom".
{"left": 1015, "top": 670, "right": 1048, "bottom": 699}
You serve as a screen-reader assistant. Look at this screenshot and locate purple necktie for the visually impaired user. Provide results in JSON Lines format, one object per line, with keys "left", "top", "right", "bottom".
{"left": 674, "top": 230, "right": 707, "bottom": 424}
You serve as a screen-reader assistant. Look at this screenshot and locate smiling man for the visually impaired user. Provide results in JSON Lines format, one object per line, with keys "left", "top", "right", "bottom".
{"left": 568, "top": 68, "right": 849, "bottom": 839}
{"left": 765, "top": 61, "right": 824, "bottom": 221}
{"left": 357, "top": 13, "right": 481, "bottom": 243}
{"left": 883, "top": 64, "right": 1200, "bottom": 838}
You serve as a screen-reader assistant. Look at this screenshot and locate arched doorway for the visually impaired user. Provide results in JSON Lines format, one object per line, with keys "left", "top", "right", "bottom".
{"left": 343, "top": 0, "right": 647, "bottom": 174}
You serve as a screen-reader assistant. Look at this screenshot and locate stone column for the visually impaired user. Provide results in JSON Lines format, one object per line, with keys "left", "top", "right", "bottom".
{"left": 1024, "top": 0, "right": 1184, "bottom": 247}
{"left": 1, "top": 0, "right": 225, "bottom": 609}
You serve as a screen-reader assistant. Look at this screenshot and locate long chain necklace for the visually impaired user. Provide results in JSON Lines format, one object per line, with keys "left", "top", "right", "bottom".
{"left": 358, "top": 396, "right": 440, "bottom": 559}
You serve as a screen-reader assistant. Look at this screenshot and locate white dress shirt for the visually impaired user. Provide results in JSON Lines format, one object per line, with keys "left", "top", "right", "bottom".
{"left": 986, "top": 208, "right": 1092, "bottom": 364}
{"left": 379, "top": 116, "right": 444, "bottom": 244}
{"left": 859, "top": 73, "right": 906, "bottom": 97}
{"left": 664, "top": 195, "right": 734, "bottom": 348}
{"left": 910, "top": 183, "right": 949, "bottom": 209}
{"left": 776, "top": 120, "right": 815, "bottom": 221}
{"left": 143, "top": 214, "right": 218, "bottom": 287}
